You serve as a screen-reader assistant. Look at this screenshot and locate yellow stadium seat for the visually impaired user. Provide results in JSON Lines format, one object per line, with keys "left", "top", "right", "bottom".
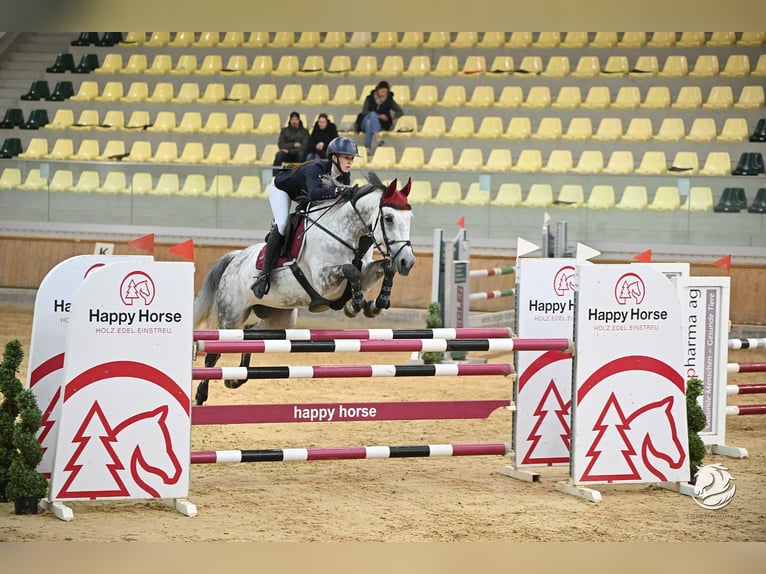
{"left": 329, "top": 84, "right": 357, "bottom": 106}
{"left": 681, "top": 187, "right": 714, "bottom": 212}
{"left": 488, "top": 55, "right": 514, "bottom": 74}
{"left": 97, "top": 171, "right": 127, "bottom": 194}
{"left": 738, "top": 32, "right": 765, "bottom": 46}
{"left": 269, "top": 32, "right": 294, "bottom": 48}
{"left": 367, "top": 146, "right": 397, "bottom": 169}
{"left": 272, "top": 55, "right": 299, "bottom": 77}
{"left": 199, "top": 112, "right": 229, "bottom": 135}
{"left": 522, "top": 184, "right": 553, "bottom": 207}
{"left": 432, "top": 55, "right": 459, "bottom": 77}
{"left": 207, "top": 174, "right": 235, "bottom": 197}
{"left": 635, "top": 151, "right": 667, "bottom": 174}
{"left": 587, "top": 185, "right": 616, "bottom": 209}
{"left": 98, "top": 140, "right": 126, "bottom": 160}
{"left": 659, "top": 55, "right": 688, "bottom": 78}
{"left": 455, "top": 148, "right": 484, "bottom": 171}
{"left": 221, "top": 55, "right": 249, "bottom": 76}
{"left": 703, "top": 86, "right": 734, "bottom": 109}
{"left": 94, "top": 81, "right": 123, "bottom": 102}
{"left": 230, "top": 143, "right": 258, "bottom": 165}
{"left": 149, "top": 173, "right": 178, "bottom": 196}
{"left": 669, "top": 151, "right": 699, "bottom": 174}
{"left": 641, "top": 86, "right": 671, "bottom": 109}
{"left": 431, "top": 181, "right": 462, "bottom": 205}
{"left": 461, "top": 55, "right": 486, "bottom": 76}
{"left": 295, "top": 31, "right": 320, "bottom": 48}
{"left": 168, "top": 32, "right": 194, "bottom": 47}
{"left": 581, "top": 86, "right": 611, "bottom": 109}
{"left": 734, "top": 85, "right": 765, "bottom": 109}
{"left": 503, "top": 117, "right": 532, "bottom": 140}
{"left": 171, "top": 82, "right": 200, "bottom": 104}
{"left": 0, "top": 167, "right": 21, "bottom": 189}
{"left": 347, "top": 32, "right": 373, "bottom": 47}
{"left": 491, "top": 183, "right": 523, "bottom": 207}
{"left": 390, "top": 84, "right": 410, "bottom": 104}
{"left": 174, "top": 112, "right": 203, "bottom": 134}
{"left": 629, "top": 55, "right": 659, "bottom": 76}
{"left": 445, "top": 116, "right": 475, "bottom": 138}
{"left": 689, "top": 55, "right": 719, "bottom": 78}
{"left": 275, "top": 84, "right": 303, "bottom": 106}
{"left": 672, "top": 86, "right": 702, "bottom": 109}
{"left": 170, "top": 54, "right": 198, "bottom": 75}
{"left": 146, "top": 31, "right": 170, "bottom": 47}
{"left": 562, "top": 117, "right": 592, "bottom": 141}
{"left": 592, "top": 117, "right": 623, "bottom": 141}
{"left": 177, "top": 142, "right": 204, "bottom": 164}
{"left": 245, "top": 55, "right": 273, "bottom": 77}
{"left": 149, "top": 141, "right": 178, "bottom": 163}
{"left": 46, "top": 139, "right": 74, "bottom": 160}
{"left": 424, "top": 147, "right": 454, "bottom": 170}
{"left": 603, "top": 150, "right": 634, "bottom": 174}
{"left": 654, "top": 118, "right": 685, "bottom": 142}
{"left": 146, "top": 82, "right": 173, "bottom": 104}
{"left": 19, "top": 169, "right": 47, "bottom": 191}
{"left": 202, "top": 143, "right": 231, "bottom": 165}
{"left": 478, "top": 32, "right": 505, "bottom": 48}
{"left": 601, "top": 55, "right": 628, "bottom": 76}
{"left": 419, "top": 115, "right": 447, "bottom": 138}
{"left": 95, "top": 53, "right": 123, "bottom": 74}
{"left": 232, "top": 175, "right": 262, "bottom": 198}
{"left": 591, "top": 32, "right": 618, "bottom": 48}
{"left": 439, "top": 85, "right": 467, "bottom": 108}
{"left": 49, "top": 169, "right": 74, "bottom": 192}
{"left": 46, "top": 109, "right": 74, "bottom": 130}
{"left": 398, "top": 32, "right": 424, "bottom": 48}
{"left": 195, "top": 55, "right": 223, "bottom": 76}
{"left": 616, "top": 186, "right": 648, "bottom": 210}
{"left": 720, "top": 54, "right": 750, "bottom": 77}
{"left": 542, "top": 150, "right": 573, "bottom": 173}
{"left": 622, "top": 118, "right": 653, "bottom": 141}
{"left": 243, "top": 32, "right": 268, "bottom": 48}
{"left": 484, "top": 149, "right": 512, "bottom": 171}
{"left": 531, "top": 117, "right": 562, "bottom": 140}
{"left": 647, "top": 31, "right": 676, "bottom": 48}
{"left": 253, "top": 113, "right": 282, "bottom": 135}
{"left": 424, "top": 32, "right": 450, "bottom": 48}
{"left": 506, "top": 32, "right": 532, "bottom": 48}
{"left": 251, "top": 83, "right": 277, "bottom": 105}
{"left": 303, "top": 84, "right": 330, "bottom": 106}
{"left": 677, "top": 32, "right": 706, "bottom": 47}
{"left": 461, "top": 183, "right": 491, "bottom": 206}
{"left": 451, "top": 31, "right": 478, "bottom": 48}
{"left": 146, "top": 111, "right": 177, "bottom": 133}
{"left": 512, "top": 149, "right": 543, "bottom": 173}
{"left": 555, "top": 184, "right": 585, "bottom": 207}
{"left": 475, "top": 116, "right": 504, "bottom": 139}
{"left": 396, "top": 147, "right": 425, "bottom": 169}
{"left": 219, "top": 32, "right": 245, "bottom": 48}
{"left": 561, "top": 32, "right": 589, "bottom": 48}
{"left": 70, "top": 170, "right": 100, "bottom": 193}
{"left": 612, "top": 86, "right": 641, "bottom": 109}
{"left": 648, "top": 186, "right": 680, "bottom": 211}
{"left": 533, "top": 32, "right": 560, "bottom": 48}
{"left": 120, "top": 54, "right": 147, "bottom": 75}
{"left": 572, "top": 150, "right": 604, "bottom": 174}
{"left": 197, "top": 83, "right": 225, "bottom": 104}
{"left": 516, "top": 56, "right": 542, "bottom": 75}
{"left": 70, "top": 109, "right": 99, "bottom": 130}
{"left": 465, "top": 85, "right": 495, "bottom": 108}
{"left": 753, "top": 54, "right": 766, "bottom": 77}
{"left": 495, "top": 86, "right": 523, "bottom": 108}
{"left": 407, "top": 180, "right": 432, "bottom": 204}
{"left": 522, "top": 86, "right": 551, "bottom": 108}
{"left": 325, "top": 55, "right": 352, "bottom": 75}
{"left": 144, "top": 54, "right": 172, "bottom": 76}
{"left": 618, "top": 32, "right": 646, "bottom": 48}
{"left": 571, "top": 56, "right": 600, "bottom": 78}
{"left": 224, "top": 83, "right": 252, "bottom": 103}
{"left": 390, "top": 115, "right": 417, "bottom": 136}
{"left": 17, "top": 138, "right": 48, "bottom": 159}
{"left": 72, "top": 139, "right": 100, "bottom": 161}
{"left": 551, "top": 86, "right": 581, "bottom": 109}
{"left": 686, "top": 118, "right": 717, "bottom": 142}
{"left": 718, "top": 118, "right": 749, "bottom": 142}
{"left": 699, "top": 152, "right": 732, "bottom": 175}
{"left": 402, "top": 55, "right": 431, "bottom": 77}
{"left": 707, "top": 31, "right": 736, "bottom": 47}
{"left": 349, "top": 55, "right": 377, "bottom": 77}
{"left": 320, "top": 32, "right": 346, "bottom": 49}
{"left": 193, "top": 32, "right": 220, "bottom": 48}
{"left": 177, "top": 174, "right": 206, "bottom": 197}
{"left": 380, "top": 55, "right": 404, "bottom": 76}
{"left": 126, "top": 141, "right": 152, "bottom": 163}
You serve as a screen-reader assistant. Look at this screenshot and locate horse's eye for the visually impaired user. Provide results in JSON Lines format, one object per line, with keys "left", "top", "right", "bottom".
{"left": 384, "top": 214, "right": 394, "bottom": 225}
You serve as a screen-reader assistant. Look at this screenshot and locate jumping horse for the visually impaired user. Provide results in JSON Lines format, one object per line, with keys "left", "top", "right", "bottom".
{"left": 193, "top": 171, "right": 416, "bottom": 405}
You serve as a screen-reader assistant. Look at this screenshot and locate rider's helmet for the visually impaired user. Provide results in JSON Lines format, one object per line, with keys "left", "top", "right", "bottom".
{"left": 326, "top": 136, "right": 361, "bottom": 159}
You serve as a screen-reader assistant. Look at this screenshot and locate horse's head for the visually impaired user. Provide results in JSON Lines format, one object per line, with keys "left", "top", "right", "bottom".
{"left": 355, "top": 173, "right": 416, "bottom": 276}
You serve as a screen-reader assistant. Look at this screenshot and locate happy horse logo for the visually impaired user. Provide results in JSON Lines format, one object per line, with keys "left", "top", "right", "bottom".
{"left": 614, "top": 272, "right": 645, "bottom": 305}
{"left": 552, "top": 265, "right": 576, "bottom": 297}
{"left": 691, "top": 463, "right": 737, "bottom": 510}
{"left": 120, "top": 271, "right": 156, "bottom": 306}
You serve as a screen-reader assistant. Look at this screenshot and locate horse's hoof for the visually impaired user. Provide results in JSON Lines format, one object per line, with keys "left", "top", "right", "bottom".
{"left": 344, "top": 304, "right": 359, "bottom": 318}
{"left": 363, "top": 301, "right": 381, "bottom": 318}
{"left": 224, "top": 378, "right": 246, "bottom": 389}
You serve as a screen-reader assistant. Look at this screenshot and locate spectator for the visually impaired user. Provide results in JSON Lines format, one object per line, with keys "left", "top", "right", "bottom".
{"left": 356, "top": 80, "right": 403, "bottom": 154}
{"left": 273, "top": 111, "right": 309, "bottom": 176}
{"left": 307, "top": 113, "right": 339, "bottom": 160}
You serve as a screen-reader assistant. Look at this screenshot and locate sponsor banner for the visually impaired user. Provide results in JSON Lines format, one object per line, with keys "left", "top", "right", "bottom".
{"left": 571, "top": 264, "right": 689, "bottom": 485}
{"left": 49, "top": 261, "right": 194, "bottom": 501}
{"left": 631, "top": 262, "right": 690, "bottom": 286}
{"left": 676, "top": 277, "right": 730, "bottom": 445}
{"left": 26, "top": 255, "right": 152, "bottom": 477}
{"left": 513, "top": 259, "right": 575, "bottom": 467}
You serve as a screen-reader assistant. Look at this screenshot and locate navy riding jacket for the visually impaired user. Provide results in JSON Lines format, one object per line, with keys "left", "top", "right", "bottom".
{"left": 274, "top": 159, "right": 351, "bottom": 201}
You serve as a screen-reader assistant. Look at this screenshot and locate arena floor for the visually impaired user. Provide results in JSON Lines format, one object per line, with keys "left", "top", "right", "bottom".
{"left": 0, "top": 306, "right": 764, "bottom": 541}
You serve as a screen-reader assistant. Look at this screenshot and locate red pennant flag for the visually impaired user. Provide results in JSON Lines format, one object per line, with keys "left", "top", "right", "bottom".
{"left": 713, "top": 254, "right": 731, "bottom": 273}
{"left": 633, "top": 249, "right": 652, "bottom": 263}
{"left": 167, "top": 239, "right": 195, "bottom": 261}
{"left": 457, "top": 216, "right": 465, "bottom": 228}
{"left": 128, "top": 233, "right": 155, "bottom": 255}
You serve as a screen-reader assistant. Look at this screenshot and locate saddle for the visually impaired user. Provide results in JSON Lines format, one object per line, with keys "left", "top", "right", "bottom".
{"left": 255, "top": 210, "right": 306, "bottom": 271}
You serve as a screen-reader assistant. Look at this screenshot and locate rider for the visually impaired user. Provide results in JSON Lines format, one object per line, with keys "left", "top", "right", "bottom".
{"left": 251, "top": 135, "right": 362, "bottom": 299}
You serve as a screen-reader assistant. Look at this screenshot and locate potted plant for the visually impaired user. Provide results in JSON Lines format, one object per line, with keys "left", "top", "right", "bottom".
{"left": 686, "top": 376, "right": 707, "bottom": 484}
{"left": 0, "top": 339, "right": 48, "bottom": 514}
{"left": 421, "top": 302, "right": 444, "bottom": 364}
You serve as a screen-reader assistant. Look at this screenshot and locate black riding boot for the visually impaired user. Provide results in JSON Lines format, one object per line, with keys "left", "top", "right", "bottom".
{"left": 251, "top": 229, "right": 285, "bottom": 298}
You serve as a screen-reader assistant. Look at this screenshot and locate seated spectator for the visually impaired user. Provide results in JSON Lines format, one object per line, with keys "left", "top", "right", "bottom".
{"left": 356, "top": 80, "right": 403, "bottom": 154}
{"left": 307, "top": 113, "right": 339, "bottom": 161}
{"left": 273, "top": 111, "right": 309, "bottom": 176}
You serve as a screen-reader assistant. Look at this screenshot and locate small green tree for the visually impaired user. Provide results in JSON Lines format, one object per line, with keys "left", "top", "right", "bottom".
{"left": 686, "top": 377, "right": 707, "bottom": 484}
{"left": 422, "top": 302, "right": 444, "bottom": 364}
{"left": 0, "top": 339, "right": 25, "bottom": 501}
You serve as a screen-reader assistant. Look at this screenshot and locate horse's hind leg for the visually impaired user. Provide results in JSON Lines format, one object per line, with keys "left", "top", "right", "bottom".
{"left": 224, "top": 352, "right": 251, "bottom": 389}
{"left": 194, "top": 352, "right": 221, "bottom": 406}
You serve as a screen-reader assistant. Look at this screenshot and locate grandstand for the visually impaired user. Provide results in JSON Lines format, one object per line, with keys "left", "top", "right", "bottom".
{"left": 0, "top": 32, "right": 764, "bottom": 322}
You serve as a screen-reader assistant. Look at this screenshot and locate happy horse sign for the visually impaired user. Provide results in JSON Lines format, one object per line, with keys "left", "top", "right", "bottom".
{"left": 558, "top": 264, "right": 688, "bottom": 500}
{"left": 46, "top": 260, "right": 194, "bottom": 518}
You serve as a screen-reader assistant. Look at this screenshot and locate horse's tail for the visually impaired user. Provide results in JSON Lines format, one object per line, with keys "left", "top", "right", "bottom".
{"left": 193, "top": 251, "right": 238, "bottom": 328}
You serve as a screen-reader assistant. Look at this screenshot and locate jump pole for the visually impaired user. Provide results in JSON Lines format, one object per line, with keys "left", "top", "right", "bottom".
{"left": 726, "top": 384, "right": 766, "bottom": 396}
{"left": 194, "top": 327, "right": 514, "bottom": 341}
{"left": 726, "top": 404, "right": 766, "bottom": 416}
{"left": 191, "top": 443, "right": 510, "bottom": 464}
{"left": 728, "top": 338, "right": 766, "bottom": 350}
{"left": 727, "top": 362, "right": 766, "bottom": 374}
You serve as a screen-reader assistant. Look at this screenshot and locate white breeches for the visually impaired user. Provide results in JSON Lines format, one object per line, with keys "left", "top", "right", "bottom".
{"left": 269, "top": 182, "right": 291, "bottom": 235}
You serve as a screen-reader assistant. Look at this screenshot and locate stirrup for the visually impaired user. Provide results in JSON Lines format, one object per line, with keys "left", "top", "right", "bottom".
{"left": 251, "top": 273, "right": 271, "bottom": 298}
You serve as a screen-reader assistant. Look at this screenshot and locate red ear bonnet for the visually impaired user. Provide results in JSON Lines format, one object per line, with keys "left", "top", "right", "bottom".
{"left": 381, "top": 177, "right": 412, "bottom": 210}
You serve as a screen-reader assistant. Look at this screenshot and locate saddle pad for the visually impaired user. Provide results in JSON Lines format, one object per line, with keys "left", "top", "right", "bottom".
{"left": 255, "top": 217, "right": 307, "bottom": 270}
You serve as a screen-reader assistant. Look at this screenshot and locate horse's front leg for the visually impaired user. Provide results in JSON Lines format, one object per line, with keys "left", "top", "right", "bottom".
{"left": 363, "top": 259, "right": 396, "bottom": 318}
{"left": 331, "top": 263, "right": 364, "bottom": 317}
{"left": 195, "top": 352, "right": 221, "bottom": 406}
{"left": 225, "top": 352, "right": 251, "bottom": 389}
